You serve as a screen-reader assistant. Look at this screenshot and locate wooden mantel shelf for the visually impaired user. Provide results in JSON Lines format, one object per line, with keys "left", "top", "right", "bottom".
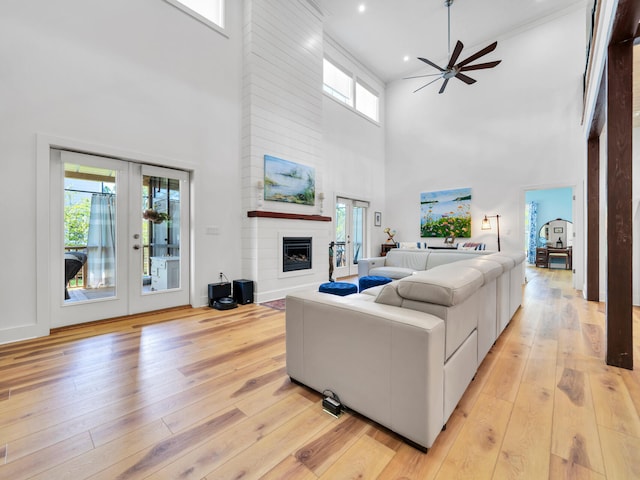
{"left": 247, "top": 210, "right": 331, "bottom": 222}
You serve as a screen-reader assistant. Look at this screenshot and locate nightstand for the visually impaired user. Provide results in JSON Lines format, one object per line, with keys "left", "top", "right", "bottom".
{"left": 380, "top": 243, "right": 396, "bottom": 256}
{"left": 535, "top": 247, "right": 548, "bottom": 268}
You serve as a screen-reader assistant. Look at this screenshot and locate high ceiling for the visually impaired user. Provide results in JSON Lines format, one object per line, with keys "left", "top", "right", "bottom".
{"left": 315, "top": 0, "right": 590, "bottom": 83}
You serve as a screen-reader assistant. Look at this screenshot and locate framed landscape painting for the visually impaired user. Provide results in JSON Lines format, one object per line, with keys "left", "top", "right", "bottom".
{"left": 420, "top": 187, "right": 471, "bottom": 238}
{"left": 264, "top": 155, "right": 315, "bottom": 205}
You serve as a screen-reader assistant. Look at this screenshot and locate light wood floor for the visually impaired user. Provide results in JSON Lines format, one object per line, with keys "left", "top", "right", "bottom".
{"left": 1, "top": 267, "right": 639, "bottom": 479}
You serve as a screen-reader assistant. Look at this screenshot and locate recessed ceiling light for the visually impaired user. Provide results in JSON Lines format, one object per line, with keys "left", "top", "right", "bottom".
{"left": 358, "top": 4, "right": 366, "bottom": 13}
{"left": 403, "top": 55, "right": 410, "bottom": 62}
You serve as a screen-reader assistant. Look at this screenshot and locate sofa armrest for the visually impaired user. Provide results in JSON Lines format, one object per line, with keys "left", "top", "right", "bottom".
{"left": 358, "top": 256, "right": 386, "bottom": 277}
{"left": 285, "top": 291, "right": 445, "bottom": 449}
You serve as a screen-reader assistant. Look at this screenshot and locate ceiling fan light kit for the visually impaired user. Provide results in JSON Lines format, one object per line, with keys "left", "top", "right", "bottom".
{"left": 405, "top": 0, "right": 502, "bottom": 94}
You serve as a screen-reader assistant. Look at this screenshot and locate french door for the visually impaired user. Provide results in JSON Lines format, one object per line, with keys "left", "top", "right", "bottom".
{"left": 50, "top": 150, "right": 190, "bottom": 328}
{"left": 334, "top": 197, "right": 367, "bottom": 278}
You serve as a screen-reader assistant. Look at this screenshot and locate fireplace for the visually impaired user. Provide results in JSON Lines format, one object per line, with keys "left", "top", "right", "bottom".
{"left": 283, "top": 237, "right": 312, "bottom": 272}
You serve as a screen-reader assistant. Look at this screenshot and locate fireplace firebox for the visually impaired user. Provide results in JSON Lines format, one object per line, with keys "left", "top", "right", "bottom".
{"left": 283, "top": 237, "right": 312, "bottom": 272}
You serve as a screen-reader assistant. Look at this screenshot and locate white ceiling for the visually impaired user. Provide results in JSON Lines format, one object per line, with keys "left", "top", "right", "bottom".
{"left": 315, "top": 0, "right": 589, "bottom": 83}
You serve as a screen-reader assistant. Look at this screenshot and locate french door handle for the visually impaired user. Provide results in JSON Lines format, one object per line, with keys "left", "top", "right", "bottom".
{"left": 133, "top": 244, "right": 141, "bottom": 250}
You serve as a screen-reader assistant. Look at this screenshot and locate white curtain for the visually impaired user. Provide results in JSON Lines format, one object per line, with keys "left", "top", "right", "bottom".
{"left": 87, "top": 193, "right": 116, "bottom": 288}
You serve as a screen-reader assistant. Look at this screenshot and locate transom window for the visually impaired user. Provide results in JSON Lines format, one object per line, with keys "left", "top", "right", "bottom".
{"left": 165, "top": 0, "right": 225, "bottom": 30}
{"left": 323, "top": 57, "right": 380, "bottom": 123}
{"left": 323, "top": 58, "right": 353, "bottom": 107}
{"left": 356, "top": 82, "right": 379, "bottom": 122}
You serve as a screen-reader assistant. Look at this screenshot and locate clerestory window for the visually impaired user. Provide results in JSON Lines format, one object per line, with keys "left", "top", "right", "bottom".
{"left": 355, "top": 81, "right": 379, "bottom": 122}
{"left": 323, "top": 57, "right": 380, "bottom": 123}
{"left": 323, "top": 58, "right": 354, "bottom": 107}
{"left": 164, "top": 0, "right": 225, "bottom": 30}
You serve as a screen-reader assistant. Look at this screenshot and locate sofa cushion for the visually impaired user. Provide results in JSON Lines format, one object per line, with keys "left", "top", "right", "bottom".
{"left": 374, "top": 281, "right": 479, "bottom": 360}
{"left": 476, "top": 254, "right": 515, "bottom": 272}
{"left": 384, "top": 249, "right": 430, "bottom": 270}
{"left": 401, "top": 292, "right": 480, "bottom": 361}
{"left": 444, "top": 330, "right": 478, "bottom": 419}
{"left": 395, "top": 266, "right": 484, "bottom": 306}
{"left": 370, "top": 266, "right": 415, "bottom": 279}
{"left": 425, "top": 250, "right": 490, "bottom": 270}
{"left": 344, "top": 292, "right": 377, "bottom": 302}
{"left": 491, "top": 251, "right": 526, "bottom": 265}
{"left": 375, "top": 282, "right": 404, "bottom": 306}
{"left": 454, "top": 258, "right": 503, "bottom": 284}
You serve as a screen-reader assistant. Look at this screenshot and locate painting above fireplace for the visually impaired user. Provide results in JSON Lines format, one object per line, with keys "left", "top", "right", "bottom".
{"left": 264, "top": 155, "right": 315, "bottom": 206}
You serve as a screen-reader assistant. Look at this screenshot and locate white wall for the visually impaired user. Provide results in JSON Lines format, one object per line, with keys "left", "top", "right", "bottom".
{"left": 2, "top": 1, "right": 589, "bottom": 342}
{"left": 241, "top": 0, "right": 387, "bottom": 301}
{"left": 385, "top": 9, "right": 586, "bottom": 280}
{"left": 0, "top": 0, "right": 243, "bottom": 343}
{"left": 599, "top": 125, "right": 607, "bottom": 302}
{"left": 321, "top": 37, "right": 387, "bottom": 258}
{"left": 241, "top": 0, "right": 328, "bottom": 302}
{"left": 583, "top": 0, "right": 640, "bottom": 306}
{"left": 0, "top": 0, "right": 388, "bottom": 341}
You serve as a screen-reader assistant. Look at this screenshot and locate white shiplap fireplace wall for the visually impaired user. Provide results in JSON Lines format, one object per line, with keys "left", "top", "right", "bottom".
{"left": 241, "top": 0, "right": 330, "bottom": 302}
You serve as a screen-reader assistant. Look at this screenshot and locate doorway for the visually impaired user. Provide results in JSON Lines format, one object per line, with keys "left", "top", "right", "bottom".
{"left": 51, "top": 149, "right": 190, "bottom": 328}
{"left": 334, "top": 197, "right": 368, "bottom": 278}
{"left": 524, "top": 186, "right": 574, "bottom": 270}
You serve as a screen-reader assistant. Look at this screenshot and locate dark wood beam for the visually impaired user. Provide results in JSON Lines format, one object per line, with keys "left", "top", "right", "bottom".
{"left": 586, "top": 136, "right": 599, "bottom": 302}
{"left": 606, "top": 38, "right": 634, "bottom": 370}
{"left": 247, "top": 211, "right": 331, "bottom": 222}
{"left": 610, "top": 0, "right": 640, "bottom": 44}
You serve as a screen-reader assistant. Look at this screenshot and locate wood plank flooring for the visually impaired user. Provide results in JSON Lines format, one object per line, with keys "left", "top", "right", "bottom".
{"left": 1, "top": 267, "right": 639, "bottom": 479}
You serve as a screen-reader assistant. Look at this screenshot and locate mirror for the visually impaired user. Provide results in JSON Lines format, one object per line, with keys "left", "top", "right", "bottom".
{"left": 539, "top": 218, "right": 572, "bottom": 248}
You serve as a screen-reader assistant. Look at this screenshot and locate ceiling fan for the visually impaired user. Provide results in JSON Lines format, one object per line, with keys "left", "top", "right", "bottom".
{"left": 405, "top": 0, "right": 501, "bottom": 94}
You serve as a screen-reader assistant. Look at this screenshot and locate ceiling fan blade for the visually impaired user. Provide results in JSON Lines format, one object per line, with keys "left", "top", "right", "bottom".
{"left": 438, "top": 78, "right": 450, "bottom": 94}
{"left": 447, "top": 41, "right": 464, "bottom": 69}
{"left": 455, "top": 72, "right": 477, "bottom": 85}
{"left": 459, "top": 60, "right": 501, "bottom": 71}
{"left": 403, "top": 73, "right": 444, "bottom": 80}
{"left": 456, "top": 41, "right": 498, "bottom": 69}
{"left": 418, "top": 57, "right": 445, "bottom": 72}
{"left": 413, "top": 77, "right": 443, "bottom": 93}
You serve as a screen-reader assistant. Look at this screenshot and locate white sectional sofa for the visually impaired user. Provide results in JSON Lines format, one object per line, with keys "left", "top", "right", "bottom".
{"left": 357, "top": 248, "right": 493, "bottom": 279}
{"left": 285, "top": 251, "right": 525, "bottom": 451}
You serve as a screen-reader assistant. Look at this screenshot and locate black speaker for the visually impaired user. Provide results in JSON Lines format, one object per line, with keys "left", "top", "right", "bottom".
{"left": 233, "top": 279, "right": 254, "bottom": 304}
{"left": 208, "top": 282, "right": 231, "bottom": 307}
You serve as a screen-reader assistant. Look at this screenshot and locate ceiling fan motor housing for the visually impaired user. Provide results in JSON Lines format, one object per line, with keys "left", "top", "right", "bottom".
{"left": 406, "top": 0, "right": 501, "bottom": 94}
{"left": 443, "top": 68, "right": 458, "bottom": 79}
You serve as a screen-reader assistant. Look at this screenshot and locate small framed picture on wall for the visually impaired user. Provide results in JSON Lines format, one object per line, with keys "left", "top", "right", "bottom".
{"left": 374, "top": 211, "right": 382, "bottom": 227}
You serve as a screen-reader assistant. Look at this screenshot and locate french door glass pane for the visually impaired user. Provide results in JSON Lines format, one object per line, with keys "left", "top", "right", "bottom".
{"left": 143, "top": 175, "right": 181, "bottom": 292}
{"left": 335, "top": 202, "right": 347, "bottom": 268}
{"left": 353, "top": 206, "right": 364, "bottom": 264}
{"left": 63, "top": 163, "right": 117, "bottom": 302}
